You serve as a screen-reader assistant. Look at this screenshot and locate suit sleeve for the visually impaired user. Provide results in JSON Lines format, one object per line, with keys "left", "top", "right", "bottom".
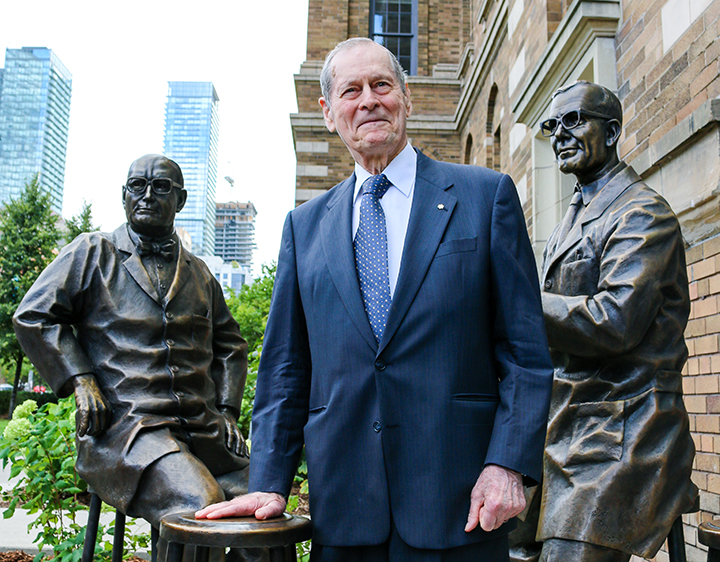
{"left": 13, "top": 235, "right": 97, "bottom": 397}
{"left": 484, "top": 174, "right": 554, "bottom": 484}
{"left": 248, "top": 212, "right": 312, "bottom": 497}
{"left": 210, "top": 275, "right": 249, "bottom": 416}
{"left": 542, "top": 196, "right": 686, "bottom": 357}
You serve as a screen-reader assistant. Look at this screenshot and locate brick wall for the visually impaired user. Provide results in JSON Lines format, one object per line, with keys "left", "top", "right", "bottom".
{"left": 617, "top": 0, "right": 720, "bottom": 162}
{"left": 306, "top": 0, "right": 349, "bottom": 60}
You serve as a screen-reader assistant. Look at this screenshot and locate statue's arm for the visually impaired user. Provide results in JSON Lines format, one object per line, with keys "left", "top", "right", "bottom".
{"left": 13, "top": 235, "right": 98, "bottom": 396}
{"left": 208, "top": 270, "right": 249, "bottom": 456}
{"left": 542, "top": 197, "right": 685, "bottom": 357}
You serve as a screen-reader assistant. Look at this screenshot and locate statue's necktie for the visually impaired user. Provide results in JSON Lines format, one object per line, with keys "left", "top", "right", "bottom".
{"left": 557, "top": 188, "right": 584, "bottom": 243}
{"left": 355, "top": 174, "right": 393, "bottom": 343}
{"left": 136, "top": 237, "right": 177, "bottom": 262}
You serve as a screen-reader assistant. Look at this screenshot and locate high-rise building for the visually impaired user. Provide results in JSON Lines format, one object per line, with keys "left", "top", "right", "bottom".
{"left": 163, "top": 81, "right": 219, "bottom": 256}
{"left": 0, "top": 47, "right": 72, "bottom": 213}
{"left": 214, "top": 201, "right": 257, "bottom": 268}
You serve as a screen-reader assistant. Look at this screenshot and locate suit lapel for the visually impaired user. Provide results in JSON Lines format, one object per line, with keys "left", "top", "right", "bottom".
{"left": 321, "top": 176, "right": 378, "bottom": 351}
{"left": 544, "top": 165, "right": 640, "bottom": 278}
{"left": 380, "top": 152, "right": 456, "bottom": 354}
{"left": 115, "top": 225, "right": 161, "bottom": 304}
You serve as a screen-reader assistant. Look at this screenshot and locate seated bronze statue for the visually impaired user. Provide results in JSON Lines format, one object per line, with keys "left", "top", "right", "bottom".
{"left": 14, "top": 155, "right": 257, "bottom": 562}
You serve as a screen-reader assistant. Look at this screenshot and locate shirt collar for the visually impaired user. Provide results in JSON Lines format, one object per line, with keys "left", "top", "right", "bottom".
{"left": 353, "top": 142, "right": 416, "bottom": 203}
{"left": 578, "top": 161, "right": 627, "bottom": 206}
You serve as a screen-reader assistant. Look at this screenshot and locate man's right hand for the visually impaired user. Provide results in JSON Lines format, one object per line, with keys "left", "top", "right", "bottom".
{"left": 195, "top": 492, "right": 286, "bottom": 520}
{"left": 73, "top": 374, "right": 111, "bottom": 437}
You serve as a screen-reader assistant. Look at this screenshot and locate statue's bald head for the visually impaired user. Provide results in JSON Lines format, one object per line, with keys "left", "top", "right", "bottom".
{"left": 127, "top": 154, "right": 184, "bottom": 188}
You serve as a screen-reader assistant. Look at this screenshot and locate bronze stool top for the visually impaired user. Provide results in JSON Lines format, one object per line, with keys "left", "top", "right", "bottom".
{"left": 159, "top": 512, "right": 312, "bottom": 549}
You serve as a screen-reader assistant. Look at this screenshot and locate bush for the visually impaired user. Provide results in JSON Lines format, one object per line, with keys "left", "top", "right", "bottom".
{"left": 0, "top": 390, "right": 57, "bottom": 418}
{"left": 0, "top": 398, "right": 149, "bottom": 561}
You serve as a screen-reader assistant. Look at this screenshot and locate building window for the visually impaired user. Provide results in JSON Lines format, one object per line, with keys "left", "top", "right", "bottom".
{"left": 370, "top": 0, "right": 418, "bottom": 74}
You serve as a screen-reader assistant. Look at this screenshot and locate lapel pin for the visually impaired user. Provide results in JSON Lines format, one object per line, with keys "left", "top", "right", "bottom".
{"left": 437, "top": 204, "right": 445, "bottom": 210}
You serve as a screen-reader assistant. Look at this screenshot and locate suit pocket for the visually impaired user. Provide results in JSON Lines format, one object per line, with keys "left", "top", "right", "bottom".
{"left": 558, "top": 257, "right": 599, "bottom": 296}
{"left": 451, "top": 394, "right": 498, "bottom": 426}
{"left": 565, "top": 400, "right": 624, "bottom": 465}
{"left": 435, "top": 237, "right": 477, "bottom": 258}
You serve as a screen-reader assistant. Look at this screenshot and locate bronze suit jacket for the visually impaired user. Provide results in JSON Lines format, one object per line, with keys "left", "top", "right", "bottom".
{"left": 538, "top": 164, "right": 697, "bottom": 557}
{"left": 13, "top": 224, "right": 249, "bottom": 512}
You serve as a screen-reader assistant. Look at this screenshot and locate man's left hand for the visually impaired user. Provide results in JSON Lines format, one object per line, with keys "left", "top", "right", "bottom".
{"left": 218, "top": 407, "right": 249, "bottom": 458}
{"left": 465, "top": 464, "right": 525, "bottom": 533}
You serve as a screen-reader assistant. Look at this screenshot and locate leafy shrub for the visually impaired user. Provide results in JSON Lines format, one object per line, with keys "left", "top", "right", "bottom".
{"left": 0, "top": 398, "right": 148, "bottom": 561}
{"left": 0, "top": 390, "right": 57, "bottom": 416}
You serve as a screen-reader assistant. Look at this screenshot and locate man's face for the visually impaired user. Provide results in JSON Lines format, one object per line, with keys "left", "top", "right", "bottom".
{"left": 123, "top": 156, "right": 186, "bottom": 237}
{"left": 319, "top": 43, "right": 412, "bottom": 165}
{"left": 548, "top": 86, "right": 615, "bottom": 182}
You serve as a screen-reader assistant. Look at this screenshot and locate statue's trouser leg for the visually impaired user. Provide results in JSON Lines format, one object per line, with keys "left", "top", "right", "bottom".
{"left": 540, "top": 538, "right": 631, "bottom": 562}
{"left": 128, "top": 447, "right": 226, "bottom": 562}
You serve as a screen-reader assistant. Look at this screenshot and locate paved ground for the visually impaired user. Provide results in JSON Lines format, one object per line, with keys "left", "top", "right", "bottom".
{"left": 0, "top": 464, "right": 150, "bottom": 556}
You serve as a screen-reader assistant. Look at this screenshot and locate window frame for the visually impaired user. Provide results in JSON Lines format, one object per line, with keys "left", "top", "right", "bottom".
{"left": 369, "top": 0, "right": 419, "bottom": 75}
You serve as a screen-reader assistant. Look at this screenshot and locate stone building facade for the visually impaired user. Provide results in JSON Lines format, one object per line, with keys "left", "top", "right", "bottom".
{"left": 290, "top": 0, "right": 720, "bottom": 559}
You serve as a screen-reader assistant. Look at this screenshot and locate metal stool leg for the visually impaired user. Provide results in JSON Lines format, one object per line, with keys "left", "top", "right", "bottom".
{"left": 82, "top": 493, "right": 103, "bottom": 562}
{"left": 167, "top": 541, "right": 184, "bottom": 562}
{"left": 268, "top": 545, "right": 296, "bottom": 562}
{"left": 667, "top": 516, "right": 687, "bottom": 562}
{"left": 151, "top": 526, "right": 160, "bottom": 562}
{"left": 195, "top": 545, "right": 210, "bottom": 562}
{"left": 112, "top": 511, "right": 126, "bottom": 562}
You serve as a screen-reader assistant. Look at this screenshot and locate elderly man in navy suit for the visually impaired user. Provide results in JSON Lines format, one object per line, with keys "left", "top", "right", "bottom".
{"left": 198, "top": 38, "right": 554, "bottom": 561}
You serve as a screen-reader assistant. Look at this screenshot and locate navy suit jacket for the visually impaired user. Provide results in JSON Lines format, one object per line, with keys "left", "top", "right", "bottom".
{"left": 249, "top": 151, "right": 553, "bottom": 549}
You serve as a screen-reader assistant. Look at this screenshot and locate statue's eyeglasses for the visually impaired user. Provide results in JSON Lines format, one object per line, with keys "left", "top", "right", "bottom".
{"left": 125, "top": 177, "right": 183, "bottom": 195}
{"left": 540, "top": 109, "right": 616, "bottom": 137}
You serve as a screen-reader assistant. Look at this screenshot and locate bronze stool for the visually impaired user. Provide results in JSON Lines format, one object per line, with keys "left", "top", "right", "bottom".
{"left": 698, "top": 520, "right": 720, "bottom": 562}
{"left": 160, "top": 512, "right": 313, "bottom": 562}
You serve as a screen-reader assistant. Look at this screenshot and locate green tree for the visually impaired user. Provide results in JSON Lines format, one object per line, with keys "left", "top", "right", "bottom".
{"left": 225, "top": 262, "right": 276, "bottom": 352}
{"left": 64, "top": 200, "right": 99, "bottom": 242}
{"left": 0, "top": 175, "right": 61, "bottom": 415}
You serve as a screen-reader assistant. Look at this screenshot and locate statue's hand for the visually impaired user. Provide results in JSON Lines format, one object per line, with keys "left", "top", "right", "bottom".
{"left": 73, "top": 374, "right": 111, "bottom": 437}
{"left": 219, "top": 407, "right": 249, "bottom": 459}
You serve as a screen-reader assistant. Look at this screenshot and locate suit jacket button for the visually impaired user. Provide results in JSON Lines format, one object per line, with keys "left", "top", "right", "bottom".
{"left": 373, "top": 421, "right": 382, "bottom": 432}
{"left": 375, "top": 360, "right": 386, "bottom": 371}
{"left": 544, "top": 279, "right": 553, "bottom": 290}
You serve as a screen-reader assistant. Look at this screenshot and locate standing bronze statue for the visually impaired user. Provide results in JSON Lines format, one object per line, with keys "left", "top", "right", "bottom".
{"left": 13, "top": 155, "right": 254, "bottom": 562}
{"left": 511, "top": 81, "right": 698, "bottom": 562}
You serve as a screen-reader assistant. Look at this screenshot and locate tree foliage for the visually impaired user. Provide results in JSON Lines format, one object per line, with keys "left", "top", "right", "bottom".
{"left": 64, "top": 200, "right": 99, "bottom": 242}
{"left": 225, "top": 262, "right": 276, "bottom": 353}
{"left": 0, "top": 176, "right": 61, "bottom": 414}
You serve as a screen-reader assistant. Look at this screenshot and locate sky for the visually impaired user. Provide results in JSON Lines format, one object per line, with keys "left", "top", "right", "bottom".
{"left": 1, "top": 0, "right": 310, "bottom": 277}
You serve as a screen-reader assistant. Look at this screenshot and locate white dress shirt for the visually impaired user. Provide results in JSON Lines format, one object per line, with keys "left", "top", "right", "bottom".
{"left": 352, "top": 142, "right": 416, "bottom": 297}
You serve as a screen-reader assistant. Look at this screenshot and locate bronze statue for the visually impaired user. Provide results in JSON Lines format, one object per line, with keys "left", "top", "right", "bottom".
{"left": 512, "top": 81, "right": 698, "bottom": 562}
{"left": 13, "top": 155, "right": 253, "bottom": 561}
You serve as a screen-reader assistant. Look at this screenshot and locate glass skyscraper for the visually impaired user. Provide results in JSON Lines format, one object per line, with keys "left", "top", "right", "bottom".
{"left": 163, "top": 82, "right": 219, "bottom": 256}
{"left": 0, "top": 47, "right": 72, "bottom": 214}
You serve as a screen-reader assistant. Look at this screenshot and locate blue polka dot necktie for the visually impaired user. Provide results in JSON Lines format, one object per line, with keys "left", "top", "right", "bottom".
{"left": 355, "top": 174, "right": 392, "bottom": 343}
